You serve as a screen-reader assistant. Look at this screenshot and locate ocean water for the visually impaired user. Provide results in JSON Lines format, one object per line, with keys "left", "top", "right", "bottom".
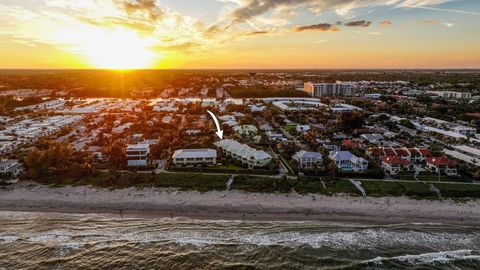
{"left": 0, "top": 211, "right": 479, "bottom": 270}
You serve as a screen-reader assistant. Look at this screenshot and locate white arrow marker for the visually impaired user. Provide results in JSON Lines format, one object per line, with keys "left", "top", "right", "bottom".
{"left": 207, "top": 110, "right": 224, "bottom": 140}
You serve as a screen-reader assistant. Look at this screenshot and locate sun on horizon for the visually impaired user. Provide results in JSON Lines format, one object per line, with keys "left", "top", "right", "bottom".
{"left": 79, "top": 29, "right": 157, "bottom": 70}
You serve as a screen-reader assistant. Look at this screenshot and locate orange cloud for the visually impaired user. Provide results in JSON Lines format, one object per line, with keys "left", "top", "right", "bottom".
{"left": 380, "top": 20, "right": 392, "bottom": 27}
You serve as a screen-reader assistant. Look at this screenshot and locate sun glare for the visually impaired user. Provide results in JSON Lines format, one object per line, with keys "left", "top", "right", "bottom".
{"left": 81, "top": 30, "right": 156, "bottom": 70}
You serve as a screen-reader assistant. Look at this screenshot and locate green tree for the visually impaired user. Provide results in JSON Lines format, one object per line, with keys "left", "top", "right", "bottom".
{"left": 337, "top": 111, "right": 365, "bottom": 133}
{"left": 107, "top": 140, "right": 126, "bottom": 169}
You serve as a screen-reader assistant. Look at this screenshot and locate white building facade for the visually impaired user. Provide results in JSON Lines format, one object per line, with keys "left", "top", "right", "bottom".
{"left": 304, "top": 82, "right": 356, "bottom": 97}
{"left": 172, "top": 149, "right": 217, "bottom": 166}
{"left": 328, "top": 151, "right": 369, "bottom": 172}
{"left": 293, "top": 151, "right": 323, "bottom": 170}
{"left": 0, "top": 159, "right": 23, "bottom": 177}
{"left": 126, "top": 144, "right": 150, "bottom": 167}
{"left": 215, "top": 139, "right": 272, "bottom": 168}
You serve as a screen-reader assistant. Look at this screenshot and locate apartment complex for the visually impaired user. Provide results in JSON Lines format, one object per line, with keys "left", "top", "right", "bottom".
{"left": 215, "top": 139, "right": 272, "bottom": 168}
{"left": 172, "top": 149, "right": 217, "bottom": 166}
{"left": 427, "top": 91, "right": 472, "bottom": 99}
{"left": 304, "top": 82, "right": 356, "bottom": 97}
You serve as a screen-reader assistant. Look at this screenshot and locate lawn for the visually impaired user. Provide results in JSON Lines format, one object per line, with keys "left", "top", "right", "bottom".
{"left": 360, "top": 180, "right": 436, "bottom": 198}
{"left": 31, "top": 172, "right": 480, "bottom": 199}
{"left": 395, "top": 173, "right": 466, "bottom": 183}
{"left": 44, "top": 172, "right": 229, "bottom": 192}
{"left": 283, "top": 125, "right": 296, "bottom": 132}
{"left": 435, "top": 183, "right": 480, "bottom": 199}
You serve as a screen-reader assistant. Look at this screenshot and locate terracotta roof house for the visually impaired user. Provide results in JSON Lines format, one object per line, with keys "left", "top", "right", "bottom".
{"left": 425, "top": 157, "right": 457, "bottom": 176}
{"left": 381, "top": 156, "right": 413, "bottom": 175}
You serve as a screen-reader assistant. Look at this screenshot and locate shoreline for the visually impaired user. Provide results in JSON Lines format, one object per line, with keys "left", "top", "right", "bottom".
{"left": 1, "top": 181, "right": 480, "bottom": 226}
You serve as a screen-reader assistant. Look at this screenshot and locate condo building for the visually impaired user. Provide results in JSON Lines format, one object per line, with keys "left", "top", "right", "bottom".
{"left": 172, "top": 149, "right": 217, "bottom": 166}
{"left": 126, "top": 144, "right": 150, "bottom": 167}
{"left": 215, "top": 139, "right": 272, "bottom": 168}
{"left": 304, "top": 82, "right": 357, "bottom": 97}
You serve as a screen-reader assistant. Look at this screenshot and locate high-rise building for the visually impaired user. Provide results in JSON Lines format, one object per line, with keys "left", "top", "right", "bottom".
{"left": 304, "top": 82, "right": 357, "bottom": 97}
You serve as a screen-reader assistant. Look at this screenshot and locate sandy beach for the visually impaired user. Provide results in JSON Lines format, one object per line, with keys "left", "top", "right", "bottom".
{"left": 0, "top": 181, "right": 479, "bottom": 225}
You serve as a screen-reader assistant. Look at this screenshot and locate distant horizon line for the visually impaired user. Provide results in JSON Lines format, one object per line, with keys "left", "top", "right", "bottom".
{"left": 0, "top": 68, "right": 479, "bottom": 71}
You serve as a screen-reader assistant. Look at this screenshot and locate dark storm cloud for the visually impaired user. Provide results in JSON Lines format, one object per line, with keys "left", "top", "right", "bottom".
{"left": 293, "top": 23, "right": 339, "bottom": 32}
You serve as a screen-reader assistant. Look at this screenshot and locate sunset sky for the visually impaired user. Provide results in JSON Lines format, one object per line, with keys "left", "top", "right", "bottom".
{"left": 0, "top": 0, "right": 479, "bottom": 69}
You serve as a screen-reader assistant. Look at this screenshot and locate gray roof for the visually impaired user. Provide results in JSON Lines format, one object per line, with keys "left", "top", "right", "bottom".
{"left": 215, "top": 139, "right": 272, "bottom": 161}
{"left": 293, "top": 151, "right": 323, "bottom": 160}
{"left": 172, "top": 149, "right": 217, "bottom": 159}
{"left": 329, "top": 151, "right": 367, "bottom": 163}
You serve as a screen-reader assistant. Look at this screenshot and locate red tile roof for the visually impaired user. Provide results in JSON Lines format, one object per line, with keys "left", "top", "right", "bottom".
{"left": 342, "top": 140, "right": 360, "bottom": 148}
{"left": 381, "top": 156, "right": 411, "bottom": 165}
{"left": 394, "top": 148, "right": 409, "bottom": 157}
{"left": 384, "top": 147, "right": 397, "bottom": 156}
{"left": 426, "top": 157, "right": 457, "bottom": 166}
{"left": 418, "top": 149, "right": 432, "bottom": 157}
{"left": 408, "top": 148, "right": 420, "bottom": 156}
{"left": 366, "top": 147, "right": 384, "bottom": 156}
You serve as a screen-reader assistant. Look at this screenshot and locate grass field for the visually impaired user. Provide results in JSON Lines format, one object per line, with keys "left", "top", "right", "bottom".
{"left": 31, "top": 172, "right": 480, "bottom": 199}
{"left": 395, "top": 173, "right": 466, "bottom": 183}
{"left": 360, "top": 180, "right": 436, "bottom": 198}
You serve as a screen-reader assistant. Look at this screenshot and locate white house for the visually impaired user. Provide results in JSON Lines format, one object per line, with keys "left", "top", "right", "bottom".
{"left": 222, "top": 120, "right": 238, "bottom": 127}
{"left": 172, "top": 149, "right": 217, "bottom": 167}
{"left": 328, "top": 151, "right": 368, "bottom": 172}
{"left": 450, "top": 126, "right": 476, "bottom": 136}
{"left": 126, "top": 144, "right": 150, "bottom": 167}
{"left": 215, "top": 139, "right": 272, "bottom": 168}
{"left": 112, "top": 122, "right": 133, "bottom": 134}
{"left": 360, "top": 134, "right": 385, "bottom": 144}
{"left": 234, "top": 125, "right": 258, "bottom": 137}
{"left": 293, "top": 151, "right": 323, "bottom": 170}
{"left": 296, "top": 125, "right": 311, "bottom": 133}
{"left": 0, "top": 159, "right": 23, "bottom": 177}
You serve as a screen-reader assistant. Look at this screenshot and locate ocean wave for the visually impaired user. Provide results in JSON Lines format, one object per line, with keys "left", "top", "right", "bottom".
{"left": 362, "top": 250, "right": 480, "bottom": 265}
{"left": 9, "top": 226, "right": 480, "bottom": 251}
{"left": 0, "top": 235, "right": 19, "bottom": 243}
{"left": 28, "top": 230, "right": 72, "bottom": 243}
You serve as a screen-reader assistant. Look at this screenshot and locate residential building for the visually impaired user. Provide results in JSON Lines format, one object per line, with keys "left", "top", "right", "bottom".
{"left": 366, "top": 147, "right": 431, "bottom": 162}
{"left": 296, "top": 125, "right": 311, "bottom": 133}
{"left": 443, "top": 145, "right": 480, "bottom": 166}
{"left": 330, "top": 103, "right": 363, "bottom": 113}
{"left": 450, "top": 126, "right": 477, "bottom": 136}
{"left": 0, "top": 159, "right": 23, "bottom": 177}
{"left": 172, "top": 149, "right": 217, "bottom": 166}
{"left": 271, "top": 99, "right": 327, "bottom": 111}
{"left": 234, "top": 125, "right": 258, "bottom": 137}
{"left": 360, "top": 134, "right": 385, "bottom": 144}
{"left": 215, "top": 139, "right": 272, "bottom": 168}
{"left": 328, "top": 151, "right": 369, "bottom": 172}
{"left": 126, "top": 144, "right": 150, "bottom": 167}
{"left": 112, "top": 122, "right": 133, "bottom": 134}
{"left": 293, "top": 151, "right": 323, "bottom": 170}
{"left": 342, "top": 140, "right": 362, "bottom": 149}
{"left": 321, "top": 143, "right": 341, "bottom": 152}
{"left": 425, "top": 157, "right": 458, "bottom": 176}
{"left": 266, "top": 132, "right": 287, "bottom": 142}
{"left": 427, "top": 91, "right": 472, "bottom": 99}
{"left": 381, "top": 156, "right": 413, "bottom": 175}
{"left": 304, "top": 82, "right": 356, "bottom": 97}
